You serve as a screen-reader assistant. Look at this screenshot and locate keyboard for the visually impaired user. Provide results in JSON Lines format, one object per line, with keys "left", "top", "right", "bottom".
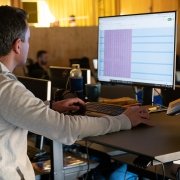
{"left": 85, "top": 102, "right": 125, "bottom": 116}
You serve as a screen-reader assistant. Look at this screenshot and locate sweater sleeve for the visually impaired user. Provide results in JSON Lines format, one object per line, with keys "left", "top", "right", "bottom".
{"left": 0, "top": 75, "right": 132, "bottom": 145}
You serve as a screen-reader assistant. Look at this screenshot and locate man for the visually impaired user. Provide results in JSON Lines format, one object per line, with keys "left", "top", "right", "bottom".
{"left": 0, "top": 6, "right": 150, "bottom": 180}
{"left": 69, "top": 14, "right": 76, "bottom": 27}
{"left": 28, "top": 50, "right": 49, "bottom": 79}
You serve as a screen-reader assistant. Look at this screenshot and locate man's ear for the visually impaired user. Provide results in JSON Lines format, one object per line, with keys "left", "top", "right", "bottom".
{"left": 12, "top": 38, "right": 22, "bottom": 54}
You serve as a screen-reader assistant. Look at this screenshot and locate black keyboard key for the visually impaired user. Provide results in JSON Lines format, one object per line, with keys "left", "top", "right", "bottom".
{"left": 86, "top": 102, "right": 125, "bottom": 116}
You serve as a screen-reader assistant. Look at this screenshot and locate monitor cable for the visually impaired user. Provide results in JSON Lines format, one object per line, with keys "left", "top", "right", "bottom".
{"left": 154, "top": 159, "right": 165, "bottom": 180}
{"left": 176, "top": 166, "right": 180, "bottom": 180}
{"left": 81, "top": 140, "right": 93, "bottom": 180}
{"left": 124, "top": 168, "right": 128, "bottom": 180}
{"left": 153, "top": 88, "right": 167, "bottom": 108}
{"left": 65, "top": 76, "right": 70, "bottom": 90}
{"left": 155, "top": 165, "right": 158, "bottom": 180}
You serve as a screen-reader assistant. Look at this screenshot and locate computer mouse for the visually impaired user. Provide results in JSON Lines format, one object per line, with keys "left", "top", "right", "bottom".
{"left": 70, "top": 102, "right": 86, "bottom": 115}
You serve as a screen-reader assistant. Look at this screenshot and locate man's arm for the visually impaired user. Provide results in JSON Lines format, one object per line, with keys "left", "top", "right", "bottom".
{"left": 0, "top": 77, "right": 148, "bottom": 145}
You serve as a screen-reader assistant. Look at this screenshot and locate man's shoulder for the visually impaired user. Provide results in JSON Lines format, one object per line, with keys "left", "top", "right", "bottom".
{"left": 0, "top": 73, "right": 24, "bottom": 88}
{"left": 0, "top": 72, "right": 16, "bottom": 81}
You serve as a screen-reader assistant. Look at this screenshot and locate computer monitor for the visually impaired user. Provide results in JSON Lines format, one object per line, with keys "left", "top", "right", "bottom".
{"left": 161, "top": 85, "right": 180, "bottom": 106}
{"left": 69, "top": 57, "right": 90, "bottom": 69}
{"left": 176, "top": 71, "right": 180, "bottom": 84}
{"left": 98, "top": 11, "right": 177, "bottom": 89}
{"left": 176, "top": 55, "right": 180, "bottom": 71}
{"left": 49, "top": 66, "right": 91, "bottom": 90}
{"left": 93, "top": 59, "right": 98, "bottom": 70}
{"left": 17, "top": 76, "right": 51, "bottom": 101}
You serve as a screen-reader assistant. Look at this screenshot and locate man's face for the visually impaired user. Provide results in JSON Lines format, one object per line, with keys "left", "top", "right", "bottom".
{"left": 17, "top": 26, "right": 30, "bottom": 66}
{"left": 40, "top": 53, "right": 48, "bottom": 65}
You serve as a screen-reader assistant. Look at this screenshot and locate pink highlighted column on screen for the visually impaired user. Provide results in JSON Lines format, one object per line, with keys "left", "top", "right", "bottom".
{"left": 104, "top": 29, "right": 132, "bottom": 78}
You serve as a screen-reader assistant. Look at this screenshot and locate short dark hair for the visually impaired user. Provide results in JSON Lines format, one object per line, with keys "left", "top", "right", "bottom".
{"left": 0, "top": 6, "right": 28, "bottom": 57}
{"left": 37, "top": 50, "right": 47, "bottom": 59}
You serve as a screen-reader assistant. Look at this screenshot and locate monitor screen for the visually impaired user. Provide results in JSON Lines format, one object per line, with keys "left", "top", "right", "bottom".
{"left": 98, "top": 11, "right": 177, "bottom": 88}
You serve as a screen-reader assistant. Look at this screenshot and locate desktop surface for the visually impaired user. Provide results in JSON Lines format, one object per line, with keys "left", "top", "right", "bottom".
{"left": 87, "top": 112, "right": 180, "bottom": 163}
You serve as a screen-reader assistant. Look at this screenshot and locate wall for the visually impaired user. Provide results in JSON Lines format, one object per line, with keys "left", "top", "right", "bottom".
{"left": 14, "top": 26, "right": 98, "bottom": 75}
{"left": 120, "top": 0, "right": 152, "bottom": 14}
{"left": 152, "top": 0, "right": 178, "bottom": 12}
{"left": 28, "top": 26, "right": 98, "bottom": 66}
{"left": 0, "top": 0, "right": 10, "bottom": 5}
{"left": 119, "top": 0, "right": 178, "bottom": 14}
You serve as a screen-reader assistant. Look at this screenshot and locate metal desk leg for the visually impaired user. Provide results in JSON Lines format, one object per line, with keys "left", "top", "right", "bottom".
{"left": 52, "top": 141, "right": 64, "bottom": 180}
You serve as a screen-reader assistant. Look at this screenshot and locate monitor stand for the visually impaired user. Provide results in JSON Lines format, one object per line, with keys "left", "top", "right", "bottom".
{"left": 143, "top": 88, "right": 167, "bottom": 113}
{"left": 142, "top": 87, "right": 153, "bottom": 105}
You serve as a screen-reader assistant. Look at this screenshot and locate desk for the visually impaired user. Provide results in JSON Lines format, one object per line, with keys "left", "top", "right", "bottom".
{"left": 87, "top": 112, "right": 180, "bottom": 163}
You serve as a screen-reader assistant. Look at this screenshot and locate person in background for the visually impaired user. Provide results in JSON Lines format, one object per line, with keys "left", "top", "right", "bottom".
{"left": 0, "top": 6, "right": 150, "bottom": 180}
{"left": 23, "top": 57, "right": 34, "bottom": 76}
{"left": 28, "top": 50, "right": 49, "bottom": 79}
{"left": 69, "top": 14, "right": 76, "bottom": 27}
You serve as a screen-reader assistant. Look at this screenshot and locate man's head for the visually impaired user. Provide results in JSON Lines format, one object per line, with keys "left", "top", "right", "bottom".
{"left": 36, "top": 50, "right": 48, "bottom": 65}
{"left": 69, "top": 15, "right": 76, "bottom": 27}
{"left": 0, "top": 6, "right": 29, "bottom": 67}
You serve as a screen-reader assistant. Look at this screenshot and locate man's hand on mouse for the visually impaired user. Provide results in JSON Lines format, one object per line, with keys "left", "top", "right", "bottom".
{"left": 52, "top": 98, "right": 85, "bottom": 113}
{"left": 52, "top": 100, "right": 151, "bottom": 126}
{"left": 123, "top": 106, "right": 152, "bottom": 127}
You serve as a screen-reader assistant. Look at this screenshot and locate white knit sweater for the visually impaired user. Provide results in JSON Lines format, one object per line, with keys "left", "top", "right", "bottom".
{"left": 0, "top": 62, "right": 131, "bottom": 180}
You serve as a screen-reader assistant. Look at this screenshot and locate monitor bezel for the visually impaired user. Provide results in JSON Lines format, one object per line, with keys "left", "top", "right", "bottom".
{"left": 97, "top": 11, "right": 177, "bottom": 89}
